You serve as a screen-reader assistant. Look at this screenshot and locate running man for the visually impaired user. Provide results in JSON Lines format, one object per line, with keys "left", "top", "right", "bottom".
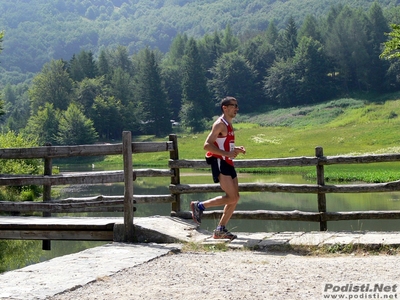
{"left": 190, "top": 96, "right": 246, "bottom": 240}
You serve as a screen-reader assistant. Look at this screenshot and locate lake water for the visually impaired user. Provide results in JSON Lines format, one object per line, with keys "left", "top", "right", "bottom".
{"left": 4, "top": 165, "right": 400, "bottom": 272}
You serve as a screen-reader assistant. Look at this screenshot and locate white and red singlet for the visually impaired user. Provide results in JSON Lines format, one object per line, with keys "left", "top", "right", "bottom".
{"left": 206, "top": 116, "right": 235, "bottom": 166}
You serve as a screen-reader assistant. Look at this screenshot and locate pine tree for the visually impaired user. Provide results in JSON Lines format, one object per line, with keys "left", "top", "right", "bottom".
{"left": 275, "top": 16, "right": 298, "bottom": 60}
{"left": 221, "top": 24, "right": 240, "bottom": 54}
{"left": 293, "top": 36, "right": 331, "bottom": 104}
{"left": 180, "top": 38, "right": 211, "bottom": 132}
{"left": 198, "top": 31, "right": 223, "bottom": 72}
{"left": 97, "top": 48, "right": 111, "bottom": 79}
{"left": 68, "top": 50, "right": 97, "bottom": 82}
{"left": 298, "top": 15, "right": 322, "bottom": 42}
{"left": 367, "top": 2, "right": 390, "bottom": 92}
{"left": 265, "top": 21, "right": 278, "bottom": 46}
{"left": 135, "top": 48, "right": 171, "bottom": 137}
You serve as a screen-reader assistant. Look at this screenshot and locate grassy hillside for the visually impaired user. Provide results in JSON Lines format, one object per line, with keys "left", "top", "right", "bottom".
{"left": 120, "top": 96, "right": 400, "bottom": 182}
{"left": 176, "top": 97, "right": 400, "bottom": 158}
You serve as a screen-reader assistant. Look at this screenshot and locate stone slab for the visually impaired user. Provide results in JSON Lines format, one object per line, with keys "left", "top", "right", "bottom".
{"left": 357, "top": 232, "right": 400, "bottom": 246}
{"left": 288, "top": 232, "right": 334, "bottom": 246}
{"left": 321, "top": 232, "right": 363, "bottom": 246}
{"left": 114, "top": 216, "right": 210, "bottom": 243}
{"left": 0, "top": 243, "right": 180, "bottom": 300}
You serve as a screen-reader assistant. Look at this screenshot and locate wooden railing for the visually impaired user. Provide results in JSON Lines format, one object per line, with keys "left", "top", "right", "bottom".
{"left": 169, "top": 146, "right": 400, "bottom": 231}
{"left": 0, "top": 132, "right": 176, "bottom": 245}
{"left": 1, "top": 132, "right": 400, "bottom": 243}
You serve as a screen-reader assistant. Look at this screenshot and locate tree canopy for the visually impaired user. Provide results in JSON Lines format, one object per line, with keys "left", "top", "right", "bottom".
{"left": 0, "top": 0, "right": 397, "bottom": 84}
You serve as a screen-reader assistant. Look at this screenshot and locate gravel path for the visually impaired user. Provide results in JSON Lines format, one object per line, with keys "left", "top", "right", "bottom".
{"left": 48, "top": 250, "right": 400, "bottom": 300}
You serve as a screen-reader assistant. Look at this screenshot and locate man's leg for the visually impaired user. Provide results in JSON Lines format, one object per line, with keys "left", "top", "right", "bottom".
{"left": 211, "top": 175, "right": 239, "bottom": 240}
{"left": 217, "top": 175, "right": 239, "bottom": 226}
{"left": 191, "top": 170, "right": 239, "bottom": 226}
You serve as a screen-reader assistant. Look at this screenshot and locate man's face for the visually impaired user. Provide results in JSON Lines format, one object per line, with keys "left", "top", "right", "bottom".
{"left": 224, "top": 101, "right": 239, "bottom": 117}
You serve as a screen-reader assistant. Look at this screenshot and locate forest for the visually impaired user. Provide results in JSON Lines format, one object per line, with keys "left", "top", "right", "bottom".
{"left": 1, "top": 1, "right": 400, "bottom": 145}
{"left": 1, "top": 0, "right": 397, "bottom": 78}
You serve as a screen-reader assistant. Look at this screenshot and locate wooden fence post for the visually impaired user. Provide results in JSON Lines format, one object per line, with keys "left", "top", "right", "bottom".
{"left": 42, "top": 143, "right": 52, "bottom": 250}
{"left": 122, "top": 131, "right": 135, "bottom": 242}
{"left": 169, "top": 134, "right": 181, "bottom": 213}
{"left": 315, "top": 146, "right": 327, "bottom": 231}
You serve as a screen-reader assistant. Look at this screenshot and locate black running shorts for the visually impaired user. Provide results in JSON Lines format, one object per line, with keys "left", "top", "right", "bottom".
{"left": 209, "top": 157, "right": 237, "bottom": 183}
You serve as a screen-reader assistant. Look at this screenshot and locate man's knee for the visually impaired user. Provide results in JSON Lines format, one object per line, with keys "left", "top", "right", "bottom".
{"left": 226, "top": 193, "right": 240, "bottom": 204}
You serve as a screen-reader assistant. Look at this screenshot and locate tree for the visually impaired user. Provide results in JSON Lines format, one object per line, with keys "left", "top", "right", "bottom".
{"left": 293, "top": 36, "right": 331, "bottom": 104}
{"left": 324, "top": 6, "right": 371, "bottom": 92}
{"left": 275, "top": 16, "right": 298, "bottom": 60}
{"left": 163, "top": 33, "right": 188, "bottom": 66}
{"left": 134, "top": 48, "right": 171, "bottom": 137}
{"left": 68, "top": 50, "right": 97, "bottom": 82}
{"left": 380, "top": 24, "right": 400, "bottom": 60}
{"left": 29, "top": 59, "right": 72, "bottom": 114}
{"left": 298, "top": 15, "right": 322, "bottom": 42}
{"left": 109, "top": 66, "right": 138, "bottom": 135}
{"left": 265, "top": 21, "right": 278, "bottom": 46}
{"left": 221, "top": 24, "right": 240, "bottom": 54}
{"left": 198, "top": 31, "right": 223, "bottom": 73}
{"left": 2, "top": 84, "right": 24, "bottom": 132}
{"left": 110, "top": 67, "right": 132, "bottom": 107}
{"left": 180, "top": 38, "right": 211, "bottom": 132}
{"left": 73, "top": 76, "right": 106, "bottom": 118}
{"left": 109, "top": 46, "right": 133, "bottom": 75}
{"left": 380, "top": 22, "right": 400, "bottom": 90}
{"left": 91, "top": 95, "right": 124, "bottom": 140}
{"left": 161, "top": 64, "right": 183, "bottom": 121}
{"left": 161, "top": 34, "right": 188, "bottom": 120}
{"left": 264, "top": 58, "right": 298, "bottom": 107}
{"left": 23, "top": 103, "right": 59, "bottom": 145}
{"left": 0, "top": 131, "right": 40, "bottom": 175}
{"left": 56, "top": 103, "right": 98, "bottom": 145}
{"left": 97, "top": 48, "right": 111, "bottom": 79}
{"left": 209, "top": 51, "right": 258, "bottom": 112}
{"left": 367, "top": 2, "right": 390, "bottom": 92}
{"left": 240, "top": 35, "right": 276, "bottom": 102}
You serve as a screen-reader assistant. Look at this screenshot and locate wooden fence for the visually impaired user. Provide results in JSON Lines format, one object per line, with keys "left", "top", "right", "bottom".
{"left": 1, "top": 132, "right": 400, "bottom": 243}
{"left": 170, "top": 147, "right": 400, "bottom": 231}
{"left": 0, "top": 132, "right": 175, "bottom": 245}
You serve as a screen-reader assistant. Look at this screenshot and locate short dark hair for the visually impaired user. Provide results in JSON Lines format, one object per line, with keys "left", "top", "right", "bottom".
{"left": 220, "top": 96, "right": 237, "bottom": 111}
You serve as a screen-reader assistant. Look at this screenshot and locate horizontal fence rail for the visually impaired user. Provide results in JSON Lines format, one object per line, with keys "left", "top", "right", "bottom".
{"left": 169, "top": 180, "right": 400, "bottom": 194}
{"left": 169, "top": 153, "right": 400, "bottom": 168}
{"left": 0, "top": 142, "right": 174, "bottom": 159}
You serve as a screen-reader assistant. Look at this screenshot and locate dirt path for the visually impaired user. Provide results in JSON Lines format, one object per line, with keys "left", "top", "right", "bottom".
{"left": 48, "top": 250, "right": 400, "bottom": 300}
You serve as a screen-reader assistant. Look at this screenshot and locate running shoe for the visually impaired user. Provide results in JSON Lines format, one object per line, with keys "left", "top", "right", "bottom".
{"left": 213, "top": 228, "right": 237, "bottom": 240}
{"left": 190, "top": 201, "right": 203, "bottom": 225}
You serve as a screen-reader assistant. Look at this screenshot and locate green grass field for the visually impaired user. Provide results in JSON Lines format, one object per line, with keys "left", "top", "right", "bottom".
{"left": 103, "top": 97, "right": 400, "bottom": 183}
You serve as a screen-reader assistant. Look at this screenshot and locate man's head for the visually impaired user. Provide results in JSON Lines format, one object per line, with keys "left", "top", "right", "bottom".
{"left": 220, "top": 96, "right": 238, "bottom": 111}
